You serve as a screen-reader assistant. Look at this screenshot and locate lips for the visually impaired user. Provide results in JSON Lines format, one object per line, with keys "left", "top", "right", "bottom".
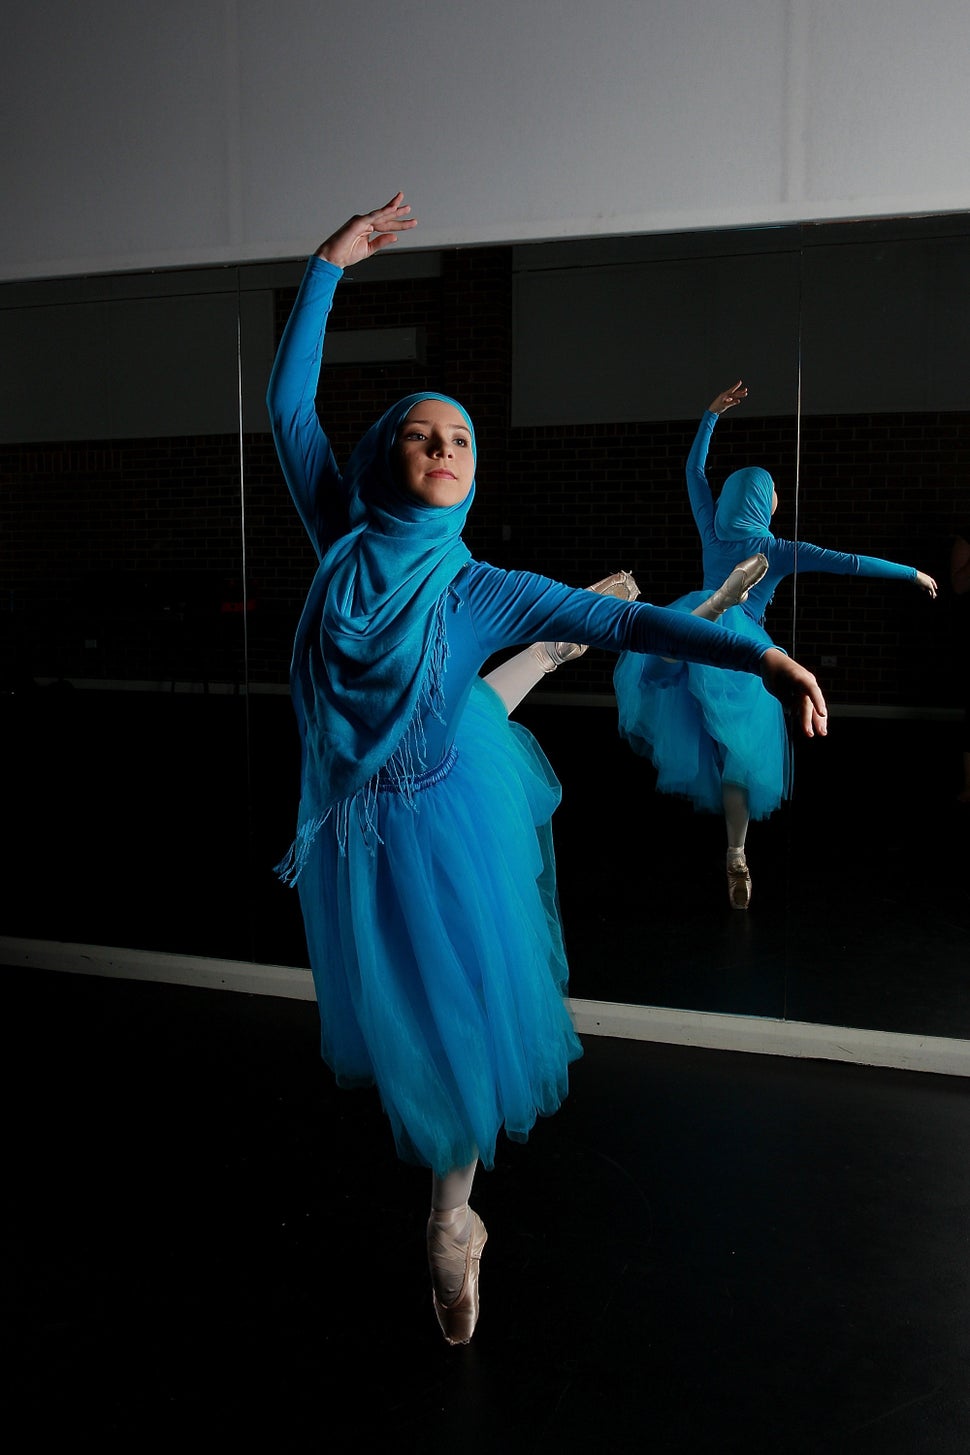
{"left": 427, "top": 469, "right": 457, "bottom": 479}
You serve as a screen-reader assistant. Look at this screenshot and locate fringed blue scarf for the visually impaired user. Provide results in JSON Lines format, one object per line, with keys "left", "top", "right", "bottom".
{"left": 715, "top": 466, "right": 776, "bottom": 541}
{"left": 277, "top": 392, "right": 477, "bottom": 883}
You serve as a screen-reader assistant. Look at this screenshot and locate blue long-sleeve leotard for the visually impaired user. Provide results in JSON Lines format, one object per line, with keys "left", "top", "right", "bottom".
{"left": 613, "top": 408, "right": 917, "bottom": 821}
{"left": 267, "top": 259, "right": 777, "bottom": 773}
{"left": 687, "top": 409, "right": 916, "bottom": 626}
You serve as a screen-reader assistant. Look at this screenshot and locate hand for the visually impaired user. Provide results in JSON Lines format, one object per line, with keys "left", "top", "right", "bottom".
{"left": 315, "top": 192, "right": 417, "bottom": 269}
{"left": 914, "top": 570, "right": 938, "bottom": 599}
{"left": 760, "top": 648, "right": 828, "bottom": 739}
{"left": 709, "top": 380, "right": 748, "bottom": 415}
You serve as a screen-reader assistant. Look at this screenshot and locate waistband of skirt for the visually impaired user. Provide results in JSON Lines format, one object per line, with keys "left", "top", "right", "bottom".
{"left": 377, "top": 743, "right": 459, "bottom": 795}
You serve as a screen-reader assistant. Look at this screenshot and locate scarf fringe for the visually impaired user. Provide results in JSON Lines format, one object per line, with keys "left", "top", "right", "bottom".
{"left": 276, "top": 594, "right": 452, "bottom": 885}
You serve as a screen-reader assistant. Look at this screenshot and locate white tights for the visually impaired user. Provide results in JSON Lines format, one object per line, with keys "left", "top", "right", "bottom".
{"left": 722, "top": 780, "right": 750, "bottom": 864}
{"left": 428, "top": 1159, "right": 479, "bottom": 1304}
{"left": 431, "top": 1159, "right": 478, "bottom": 1215}
{"left": 484, "top": 644, "right": 550, "bottom": 713}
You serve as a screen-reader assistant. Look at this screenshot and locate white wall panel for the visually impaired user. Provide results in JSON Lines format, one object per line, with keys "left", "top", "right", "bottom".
{"left": 1, "top": 0, "right": 968, "bottom": 281}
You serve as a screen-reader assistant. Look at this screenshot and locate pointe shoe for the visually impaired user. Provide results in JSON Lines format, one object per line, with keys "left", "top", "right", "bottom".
{"left": 706, "top": 554, "right": 769, "bottom": 616}
{"left": 541, "top": 568, "right": 641, "bottom": 669}
{"left": 588, "top": 568, "right": 641, "bottom": 603}
{"left": 429, "top": 1210, "right": 488, "bottom": 1346}
{"left": 726, "top": 854, "right": 752, "bottom": 911}
{"left": 534, "top": 639, "right": 587, "bottom": 670}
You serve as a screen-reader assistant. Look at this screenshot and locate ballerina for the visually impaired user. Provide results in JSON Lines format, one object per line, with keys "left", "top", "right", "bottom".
{"left": 614, "top": 380, "right": 937, "bottom": 909}
{"left": 267, "top": 201, "right": 828, "bottom": 1343}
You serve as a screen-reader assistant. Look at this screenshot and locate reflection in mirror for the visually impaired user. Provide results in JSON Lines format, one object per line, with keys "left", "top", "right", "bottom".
{"left": 506, "top": 229, "right": 803, "bottom": 1020}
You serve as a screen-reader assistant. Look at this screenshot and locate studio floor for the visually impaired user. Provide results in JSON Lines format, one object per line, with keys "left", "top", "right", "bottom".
{"left": 3, "top": 685, "right": 970, "bottom": 1449}
{"left": 5, "top": 967, "right": 970, "bottom": 1453}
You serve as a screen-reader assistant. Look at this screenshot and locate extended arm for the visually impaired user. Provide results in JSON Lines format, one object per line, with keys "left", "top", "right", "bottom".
{"left": 469, "top": 566, "right": 826, "bottom": 736}
{"left": 787, "top": 540, "right": 937, "bottom": 597}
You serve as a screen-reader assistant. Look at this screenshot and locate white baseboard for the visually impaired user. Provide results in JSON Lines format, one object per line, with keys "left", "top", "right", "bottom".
{"left": 0, "top": 936, "right": 316, "bottom": 1000}
{"left": 568, "top": 998, "right": 970, "bottom": 1078}
{"left": 2, "top": 935, "right": 968, "bottom": 1078}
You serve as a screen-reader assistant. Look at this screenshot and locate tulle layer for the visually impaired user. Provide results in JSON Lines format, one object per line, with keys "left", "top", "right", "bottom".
{"left": 613, "top": 595, "right": 790, "bottom": 821}
{"left": 296, "top": 678, "right": 582, "bottom": 1175}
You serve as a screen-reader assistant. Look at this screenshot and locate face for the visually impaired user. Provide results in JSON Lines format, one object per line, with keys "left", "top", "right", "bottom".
{"left": 395, "top": 401, "right": 474, "bottom": 507}
{"left": 771, "top": 489, "right": 778, "bottom": 516}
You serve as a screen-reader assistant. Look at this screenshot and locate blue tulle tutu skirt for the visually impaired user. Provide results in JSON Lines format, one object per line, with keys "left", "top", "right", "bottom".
{"left": 296, "top": 677, "right": 582, "bottom": 1176}
{"left": 613, "top": 595, "right": 791, "bottom": 821}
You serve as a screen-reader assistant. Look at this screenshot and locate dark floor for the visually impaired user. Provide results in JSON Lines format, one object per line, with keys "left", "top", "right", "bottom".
{"left": 3, "top": 685, "right": 969, "bottom": 1447}
{"left": 5, "top": 967, "right": 970, "bottom": 1452}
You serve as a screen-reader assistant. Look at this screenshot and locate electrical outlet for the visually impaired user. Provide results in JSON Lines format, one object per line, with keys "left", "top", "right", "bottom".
{"left": 821, "top": 654, "right": 837, "bottom": 667}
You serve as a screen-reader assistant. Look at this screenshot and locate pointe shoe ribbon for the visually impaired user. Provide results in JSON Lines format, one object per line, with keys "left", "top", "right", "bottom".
{"left": 542, "top": 568, "right": 641, "bottom": 669}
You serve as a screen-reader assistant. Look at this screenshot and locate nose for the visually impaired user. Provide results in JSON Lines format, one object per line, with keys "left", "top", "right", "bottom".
{"left": 430, "top": 432, "right": 453, "bottom": 457}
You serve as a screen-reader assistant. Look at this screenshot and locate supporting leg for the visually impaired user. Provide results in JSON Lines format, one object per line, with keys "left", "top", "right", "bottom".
{"left": 431, "top": 1160, "right": 479, "bottom": 1219}
{"left": 428, "top": 1160, "right": 488, "bottom": 1345}
{"left": 723, "top": 780, "right": 752, "bottom": 910}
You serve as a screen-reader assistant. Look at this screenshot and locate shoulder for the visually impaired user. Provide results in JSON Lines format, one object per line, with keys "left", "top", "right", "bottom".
{"left": 454, "top": 559, "right": 567, "bottom": 615}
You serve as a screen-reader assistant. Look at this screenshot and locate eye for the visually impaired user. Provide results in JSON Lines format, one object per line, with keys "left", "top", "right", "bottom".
{"left": 401, "top": 429, "right": 426, "bottom": 442}
{"left": 454, "top": 435, "right": 469, "bottom": 448}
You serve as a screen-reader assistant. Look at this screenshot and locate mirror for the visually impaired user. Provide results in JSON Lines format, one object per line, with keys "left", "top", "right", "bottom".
{"left": 2, "top": 213, "right": 966, "bottom": 1042}
{"left": 501, "top": 227, "right": 802, "bottom": 1022}
{"left": 0, "top": 267, "right": 253, "bottom": 958}
{"left": 784, "top": 217, "right": 970, "bottom": 1037}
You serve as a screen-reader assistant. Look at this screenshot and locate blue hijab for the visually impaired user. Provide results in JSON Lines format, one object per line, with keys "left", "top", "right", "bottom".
{"left": 714, "top": 466, "right": 776, "bottom": 541}
{"left": 279, "top": 392, "right": 477, "bottom": 879}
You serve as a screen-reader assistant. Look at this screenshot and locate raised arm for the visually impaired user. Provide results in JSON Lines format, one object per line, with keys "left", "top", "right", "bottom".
{"left": 267, "top": 193, "right": 417, "bottom": 555}
{"left": 686, "top": 380, "right": 748, "bottom": 538}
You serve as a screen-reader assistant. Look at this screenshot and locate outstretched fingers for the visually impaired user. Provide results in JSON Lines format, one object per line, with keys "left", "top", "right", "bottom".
{"left": 316, "top": 191, "right": 417, "bottom": 269}
{"left": 709, "top": 379, "right": 748, "bottom": 415}
{"left": 364, "top": 192, "right": 418, "bottom": 252}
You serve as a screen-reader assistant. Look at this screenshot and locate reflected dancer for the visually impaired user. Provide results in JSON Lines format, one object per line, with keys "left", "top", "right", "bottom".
{"left": 614, "top": 380, "right": 937, "bottom": 910}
